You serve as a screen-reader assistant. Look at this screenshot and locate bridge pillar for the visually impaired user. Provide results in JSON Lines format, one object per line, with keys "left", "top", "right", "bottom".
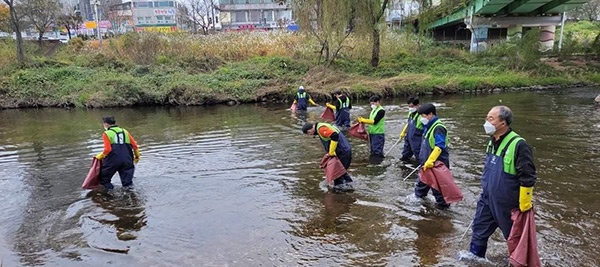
{"left": 507, "top": 25, "right": 523, "bottom": 41}
{"left": 539, "top": 26, "right": 556, "bottom": 52}
{"left": 469, "top": 26, "right": 488, "bottom": 53}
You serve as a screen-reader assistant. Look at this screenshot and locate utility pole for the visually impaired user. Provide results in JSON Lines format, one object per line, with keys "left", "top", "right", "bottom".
{"left": 93, "top": 0, "right": 102, "bottom": 49}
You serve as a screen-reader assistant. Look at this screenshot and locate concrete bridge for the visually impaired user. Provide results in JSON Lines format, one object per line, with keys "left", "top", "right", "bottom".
{"left": 425, "top": 0, "right": 591, "bottom": 51}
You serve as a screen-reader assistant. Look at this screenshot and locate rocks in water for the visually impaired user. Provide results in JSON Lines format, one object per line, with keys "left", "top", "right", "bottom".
{"left": 595, "top": 94, "right": 600, "bottom": 103}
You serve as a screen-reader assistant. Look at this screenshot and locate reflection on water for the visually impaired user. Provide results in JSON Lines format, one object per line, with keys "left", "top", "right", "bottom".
{"left": 0, "top": 87, "right": 599, "bottom": 266}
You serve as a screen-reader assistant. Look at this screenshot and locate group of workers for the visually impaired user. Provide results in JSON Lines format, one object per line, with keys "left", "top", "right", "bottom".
{"left": 296, "top": 85, "right": 537, "bottom": 261}
{"left": 92, "top": 85, "right": 538, "bottom": 262}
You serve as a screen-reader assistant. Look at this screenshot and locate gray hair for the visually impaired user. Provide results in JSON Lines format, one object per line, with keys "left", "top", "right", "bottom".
{"left": 494, "top": 106, "right": 513, "bottom": 125}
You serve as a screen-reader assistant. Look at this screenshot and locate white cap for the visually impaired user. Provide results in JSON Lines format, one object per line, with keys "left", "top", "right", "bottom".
{"left": 298, "top": 86, "right": 305, "bottom": 90}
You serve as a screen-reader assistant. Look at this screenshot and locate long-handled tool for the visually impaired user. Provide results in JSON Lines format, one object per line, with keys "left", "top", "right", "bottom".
{"left": 460, "top": 219, "right": 475, "bottom": 241}
{"left": 384, "top": 139, "right": 402, "bottom": 157}
{"left": 402, "top": 164, "right": 422, "bottom": 181}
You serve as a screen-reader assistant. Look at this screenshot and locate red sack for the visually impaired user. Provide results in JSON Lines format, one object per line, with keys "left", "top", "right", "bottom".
{"left": 418, "top": 161, "right": 463, "bottom": 204}
{"left": 319, "top": 154, "right": 347, "bottom": 186}
{"left": 320, "top": 107, "right": 335, "bottom": 122}
{"left": 348, "top": 123, "right": 368, "bottom": 140}
{"left": 508, "top": 208, "right": 541, "bottom": 267}
{"left": 82, "top": 158, "right": 101, "bottom": 189}
{"left": 290, "top": 102, "right": 297, "bottom": 111}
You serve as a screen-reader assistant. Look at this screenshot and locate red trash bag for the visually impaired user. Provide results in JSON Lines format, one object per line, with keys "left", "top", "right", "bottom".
{"left": 418, "top": 161, "right": 463, "bottom": 204}
{"left": 290, "top": 102, "right": 297, "bottom": 111}
{"left": 348, "top": 122, "right": 368, "bottom": 140}
{"left": 320, "top": 154, "right": 347, "bottom": 186}
{"left": 82, "top": 158, "right": 101, "bottom": 189}
{"left": 320, "top": 107, "right": 335, "bottom": 121}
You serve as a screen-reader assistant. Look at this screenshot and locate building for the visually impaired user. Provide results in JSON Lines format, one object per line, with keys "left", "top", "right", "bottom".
{"left": 109, "top": 0, "right": 178, "bottom": 33}
{"left": 218, "top": 0, "right": 292, "bottom": 31}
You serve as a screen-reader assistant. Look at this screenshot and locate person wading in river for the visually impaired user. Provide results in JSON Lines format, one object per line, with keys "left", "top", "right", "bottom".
{"left": 302, "top": 122, "right": 354, "bottom": 192}
{"left": 413, "top": 103, "right": 451, "bottom": 209}
{"left": 400, "top": 96, "right": 423, "bottom": 163}
{"left": 325, "top": 89, "right": 352, "bottom": 129}
{"left": 95, "top": 116, "right": 141, "bottom": 193}
{"left": 358, "top": 95, "right": 386, "bottom": 158}
{"left": 293, "top": 86, "right": 318, "bottom": 111}
{"left": 469, "top": 106, "right": 537, "bottom": 259}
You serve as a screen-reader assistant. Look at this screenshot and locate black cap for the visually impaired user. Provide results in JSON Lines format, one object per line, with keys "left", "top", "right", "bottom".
{"left": 417, "top": 103, "right": 436, "bottom": 115}
{"left": 302, "top": 122, "right": 314, "bottom": 134}
{"left": 369, "top": 95, "right": 381, "bottom": 102}
{"left": 333, "top": 89, "right": 341, "bottom": 95}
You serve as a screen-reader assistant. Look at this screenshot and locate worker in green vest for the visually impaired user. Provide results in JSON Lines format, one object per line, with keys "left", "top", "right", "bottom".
{"left": 414, "top": 103, "right": 450, "bottom": 208}
{"left": 358, "top": 95, "right": 386, "bottom": 157}
{"left": 95, "top": 116, "right": 141, "bottom": 192}
{"left": 469, "top": 106, "right": 537, "bottom": 258}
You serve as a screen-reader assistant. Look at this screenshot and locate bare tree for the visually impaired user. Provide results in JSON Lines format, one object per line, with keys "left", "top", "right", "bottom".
{"left": 354, "top": 0, "right": 391, "bottom": 67}
{"left": 294, "top": 0, "right": 354, "bottom": 65}
{"left": 572, "top": 0, "right": 600, "bottom": 21}
{"left": 100, "top": 0, "right": 121, "bottom": 20}
{"left": 2, "top": 0, "right": 25, "bottom": 61}
{"left": 183, "top": 0, "right": 214, "bottom": 34}
{"left": 22, "top": 0, "right": 60, "bottom": 46}
{"left": 56, "top": 1, "right": 82, "bottom": 40}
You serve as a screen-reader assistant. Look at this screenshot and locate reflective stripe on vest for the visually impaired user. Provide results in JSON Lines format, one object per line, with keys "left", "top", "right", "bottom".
{"left": 409, "top": 111, "right": 424, "bottom": 130}
{"left": 297, "top": 92, "right": 307, "bottom": 99}
{"left": 367, "top": 106, "right": 385, "bottom": 134}
{"left": 486, "top": 131, "right": 524, "bottom": 175}
{"left": 104, "top": 127, "right": 131, "bottom": 145}
{"left": 316, "top": 123, "right": 340, "bottom": 142}
{"left": 338, "top": 97, "right": 350, "bottom": 109}
{"left": 424, "top": 120, "right": 448, "bottom": 149}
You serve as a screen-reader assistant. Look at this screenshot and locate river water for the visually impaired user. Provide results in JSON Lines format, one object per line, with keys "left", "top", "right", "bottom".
{"left": 0, "top": 87, "right": 599, "bottom": 267}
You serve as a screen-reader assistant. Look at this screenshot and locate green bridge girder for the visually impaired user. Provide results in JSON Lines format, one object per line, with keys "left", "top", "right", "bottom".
{"left": 428, "top": 0, "right": 591, "bottom": 29}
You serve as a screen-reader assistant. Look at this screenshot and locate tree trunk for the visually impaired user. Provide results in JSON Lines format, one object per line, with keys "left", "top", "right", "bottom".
{"left": 66, "top": 25, "right": 72, "bottom": 39}
{"left": 371, "top": 27, "right": 380, "bottom": 67}
{"left": 8, "top": 3, "right": 24, "bottom": 61}
{"left": 324, "top": 40, "right": 330, "bottom": 63}
{"left": 38, "top": 30, "right": 44, "bottom": 48}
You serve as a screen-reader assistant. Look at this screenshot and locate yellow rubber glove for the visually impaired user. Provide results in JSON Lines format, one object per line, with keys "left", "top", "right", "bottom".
{"left": 358, "top": 117, "right": 375, "bottom": 124}
{"left": 519, "top": 186, "right": 533, "bottom": 212}
{"left": 308, "top": 98, "right": 317, "bottom": 106}
{"left": 95, "top": 152, "right": 105, "bottom": 160}
{"left": 328, "top": 141, "right": 338, "bottom": 157}
{"left": 133, "top": 149, "right": 141, "bottom": 164}
{"left": 423, "top": 146, "right": 441, "bottom": 171}
{"left": 293, "top": 100, "right": 297, "bottom": 104}
{"left": 325, "top": 103, "right": 336, "bottom": 110}
{"left": 400, "top": 124, "right": 408, "bottom": 139}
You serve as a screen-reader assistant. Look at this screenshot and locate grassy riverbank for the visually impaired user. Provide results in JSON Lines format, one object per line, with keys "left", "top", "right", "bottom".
{"left": 1, "top": 27, "right": 599, "bottom": 108}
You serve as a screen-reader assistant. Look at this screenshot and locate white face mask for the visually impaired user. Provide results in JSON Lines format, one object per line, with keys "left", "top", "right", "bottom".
{"left": 371, "top": 104, "right": 377, "bottom": 110}
{"left": 408, "top": 107, "right": 416, "bottom": 113}
{"left": 420, "top": 117, "right": 429, "bottom": 125}
{"left": 483, "top": 121, "right": 497, "bottom": 135}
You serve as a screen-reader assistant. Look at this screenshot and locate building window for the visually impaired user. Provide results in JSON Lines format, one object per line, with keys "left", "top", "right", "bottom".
{"left": 234, "top": 0, "right": 245, "bottom": 4}
{"left": 248, "top": 0, "right": 260, "bottom": 3}
{"left": 264, "top": 10, "right": 274, "bottom": 22}
{"left": 136, "top": 2, "right": 150, "bottom": 8}
{"left": 164, "top": 15, "right": 173, "bottom": 23}
{"left": 249, "top": 10, "right": 260, "bottom": 22}
{"left": 234, "top": 11, "right": 246, "bottom": 22}
{"left": 155, "top": 1, "right": 172, "bottom": 7}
